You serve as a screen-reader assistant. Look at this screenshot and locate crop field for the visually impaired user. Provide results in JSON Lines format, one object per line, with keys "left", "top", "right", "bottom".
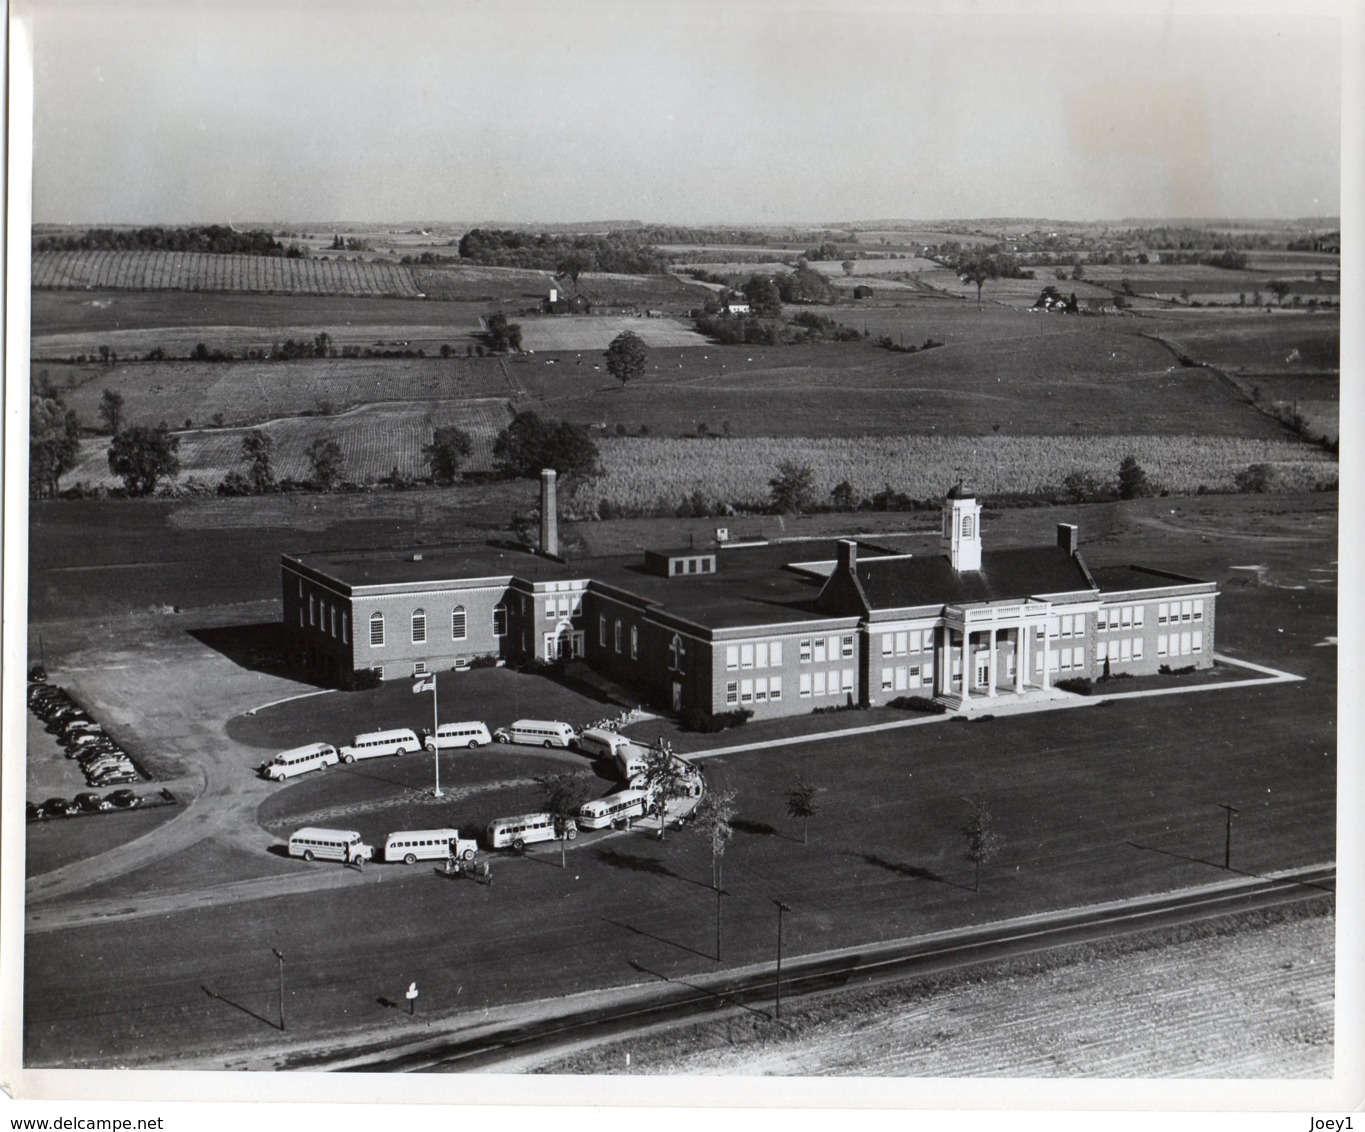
{"left": 410, "top": 266, "right": 709, "bottom": 308}
{"left": 32, "top": 251, "right": 423, "bottom": 296}
{"left": 814, "top": 256, "right": 945, "bottom": 275}
{"left": 1150, "top": 314, "right": 1340, "bottom": 372}
{"left": 571, "top": 434, "right": 1337, "bottom": 513}
{"left": 65, "top": 398, "right": 513, "bottom": 488}
{"left": 53, "top": 357, "right": 512, "bottom": 431}
{"left": 516, "top": 315, "right": 707, "bottom": 351}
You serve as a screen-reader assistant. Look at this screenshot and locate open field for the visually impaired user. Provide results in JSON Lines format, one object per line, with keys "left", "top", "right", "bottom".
{"left": 33, "top": 251, "right": 423, "bottom": 296}
{"left": 1150, "top": 314, "right": 1340, "bottom": 372}
{"left": 574, "top": 434, "right": 1335, "bottom": 512}
{"left": 537, "top": 907, "right": 1333, "bottom": 1076}
{"left": 516, "top": 315, "right": 707, "bottom": 351}
{"left": 65, "top": 398, "right": 514, "bottom": 487}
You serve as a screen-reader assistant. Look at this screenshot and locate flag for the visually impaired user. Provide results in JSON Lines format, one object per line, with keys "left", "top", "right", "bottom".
{"left": 413, "top": 677, "right": 435, "bottom": 693}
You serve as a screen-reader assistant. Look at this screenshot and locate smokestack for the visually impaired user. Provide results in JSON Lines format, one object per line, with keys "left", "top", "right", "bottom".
{"left": 540, "top": 469, "right": 559, "bottom": 557}
{"left": 837, "top": 539, "right": 858, "bottom": 573}
{"left": 1057, "top": 523, "right": 1078, "bottom": 556}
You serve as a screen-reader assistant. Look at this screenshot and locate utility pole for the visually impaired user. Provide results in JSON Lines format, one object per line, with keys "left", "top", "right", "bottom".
{"left": 1218, "top": 804, "right": 1240, "bottom": 870}
{"left": 715, "top": 887, "right": 727, "bottom": 962}
{"left": 271, "top": 949, "right": 285, "bottom": 1031}
{"left": 773, "top": 900, "right": 791, "bottom": 1021}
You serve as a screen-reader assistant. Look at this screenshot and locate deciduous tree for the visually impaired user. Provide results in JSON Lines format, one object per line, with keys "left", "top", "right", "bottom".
{"left": 605, "top": 330, "right": 648, "bottom": 388}
{"left": 956, "top": 254, "right": 1000, "bottom": 308}
{"left": 30, "top": 379, "right": 82, "bottom": 499}
{"left": 423, "top": 426, "right": 473, "bottom": 485}
{"left": 492, "top": 411, "right": 599, "bottom": 480}
{"left": 961, "top": 798, "right": 1002, "bottom": 892}
{"left": 769, "top": 461, "right": 816, "bottom": 514}
{"left": 241, "top": 429, "right": 275, "bottom": 493}
{"left": 1117, "top": 454, "right": 1151, "bottom": 500}
{"left": 107, "top": 423, "right": 180, "bottom": 496}
{"left": 97, "top": 388, "right": 125, "bottom": 436}
{"left": 304, "top": 436, "right": 345, "bottom": 491}
{"left": 785, "top": 774, "right": 821, "bottom": 844}
{"left": 536, "top": 770, "right": 595, "bottom": 868}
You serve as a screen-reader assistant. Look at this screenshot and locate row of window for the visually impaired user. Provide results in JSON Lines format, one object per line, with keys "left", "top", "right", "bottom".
{"left": 799, "top": 668, "right": 855, "bottom": 697}
{"left": 304, "top": 595, "right": 350, "bottom": 644}
{"left": 1158, "top": 631, "right": 1203, "bottom": 657}
{"left": 800, "top": 635, "right": 855, "bottom": 664}
{"left": 1097, "top": 638, "right": 1144, "bottom": 664}
{"left": 880, "top": 663, "right": 931, "bottom": 692}
{"left": 1158, "top": 600, "right": 1204, "bottom": 624}
{"left": 725, "top": 641, "right": 784, "bottom": 670}
{"left": 881, "top": 629, "right": 933, "bottom": 657}
{"left": 725, "top": 676, "right": 784, "bottom": 705}
{"left": 1047, "top": 646, "right": 1086, "bottom": 672}
{"left": 367, "top": 605, "right": 508, "bottom": 648}
{"left": 544, "top": 595, "right": 583, "bottom": 621}
{"left": 1097, "top": 606, "right": 1143, "bottom": 631}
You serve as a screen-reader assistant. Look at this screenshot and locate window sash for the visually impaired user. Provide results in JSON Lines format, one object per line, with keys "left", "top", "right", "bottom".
{"left": 452, "top": 607, "right": 467, "bottom": 640}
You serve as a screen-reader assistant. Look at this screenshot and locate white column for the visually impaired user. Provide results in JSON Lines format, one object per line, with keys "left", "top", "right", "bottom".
{"left": 938, "top": 629, "right": 948, "bottom": 696}
{"left": 987, "top": 627, "right": 997, "bottom": 696}
{"left": 1040, "top": 618, "right": 1051, "bottom": 690}
{"left": 1014, "top": 626, "right": 1025, "bottom": 693}
{"left": 959, "top": 630, "right": 970, "bottom": 703}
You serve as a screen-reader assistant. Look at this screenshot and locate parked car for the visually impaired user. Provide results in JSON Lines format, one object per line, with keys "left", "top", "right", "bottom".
{"left": 63, "top": 719, "right": 103, "bottom": 735}
{"left": 74, "top": 792, "right": 114, "bottom": 813}
{"left": 84, "top": 758, "right": 135, "bottom": 778}
{"left": 85, "top": 761, "right": 135, "bottom": 782}
{"left": 40, "top": 798, "right": 79, "bottom": 818}
{"left": 106, "top": 790, "right": 142, "bottom": 809}
{"left": 91, "top": 769, "right": 139, "bottom": 787}
{"left": 26, "top": 802, "right": 46, "bottom": 822}
{"left": 28, "top": 664, "right": 48, "bottom": 683}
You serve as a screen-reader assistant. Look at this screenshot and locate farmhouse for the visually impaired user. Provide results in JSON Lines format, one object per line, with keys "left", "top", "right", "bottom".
{"left": 281, "top": 475, "right": 1216, "bottom": 717}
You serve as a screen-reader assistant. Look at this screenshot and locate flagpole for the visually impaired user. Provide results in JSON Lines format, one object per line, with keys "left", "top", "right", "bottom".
{"left": 432, "top": 673, "right": 442, "bottom": 798}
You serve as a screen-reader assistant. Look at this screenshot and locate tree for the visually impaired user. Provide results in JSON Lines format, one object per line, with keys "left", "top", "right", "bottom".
{"left": 1117, "top": 454, "right": 1151, "bottom": 500}
{"left": 785, "top": 773, "right": 820, "bottom": 844}
{"left": 304, "top": 436, "right": 345, "bottom": 491}
{"left": 955, "top": 253, "right": 999, "bottom": 307}
{"left": 492, "top": 410, "right": 599, "bottom": 480}
{"left": 556, "top": 251, "right": 593, "bottom": 285}
{"left": 536, "top": 770, "right": 595, "bottom": 868}
{"left": 637, "top": 745, "right": 695, "bottom": 841}
{"left": 240, "top": 429, "right": 275, "bottom": 493}
{"left": 1234, "top": 463, "right": 1278, "bottom": 493}
{"left": 956, "top": 255, "right": 1000, "bottom": 308}
{"left": 693, "top": 785, "right": 736, "bottom": 890}
{"left": 97, "top": 388, "right": 125, "bottom": 436}
{"left": 30, "top": 381, "right": 82, "bottom": 499}
{"left": 769, "top": 461, "right": 816, "bottom": 514}
{"left": 107, "top": 423, "right": 180, "bottom": 496}
{"left": 841, "top": 259, "right": 855, "bottom": 276}
{"left": 961, "top": 798, "right": 1002, "bottom": 892}
{"left": 483, "top": 312, "right": 523, "bottom": 352}
{"left": 829, "top": 480, "right": 856, "bottom": 511}
{"left": 741, "top": 274, "right": 783, "bottom": 318}
{"left": 605, "top": 331, "right": 648, "bottom": 388}
{"left": 423, "top": 426, "right": 473, "bottom": 485}
{"left": 1267, "top": 279, "right": 1293, "bottom": 307}
{"left": 313, "top": 332, "right": 333, "bottom": 358}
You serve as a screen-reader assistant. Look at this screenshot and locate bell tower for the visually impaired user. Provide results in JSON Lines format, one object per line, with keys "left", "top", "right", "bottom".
{"left": 941, "top": 483, "right": 982, "bottom": 571}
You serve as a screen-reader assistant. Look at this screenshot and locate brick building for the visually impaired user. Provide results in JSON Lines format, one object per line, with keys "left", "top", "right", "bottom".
{"left": 280, "top": 476, "right": 1216, "bottom": 715}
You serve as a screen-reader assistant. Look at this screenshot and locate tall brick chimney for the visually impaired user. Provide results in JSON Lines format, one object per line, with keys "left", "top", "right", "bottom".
{"left": 1057, "top": 523, "right": 1079, "bottom": 556}
{"left": 540, "top": 469, "right": 559, "bottom": 557}
{"left": 837, "top": 539, "right": 858, "bottom": 573}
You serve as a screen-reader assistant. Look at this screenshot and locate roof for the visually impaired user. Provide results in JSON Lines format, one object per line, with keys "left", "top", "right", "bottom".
{"left": 1088, "top": 564, "right": 1214, "bottom": 594}
{"left": 846, "top": 546, "right": 1096, "bottom": 611}
{"left": 285, "top": 543, "right": 576, "bottom": 589}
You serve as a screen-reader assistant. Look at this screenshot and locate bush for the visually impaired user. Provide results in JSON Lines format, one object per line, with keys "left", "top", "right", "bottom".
{"left": 338, "top": 668, "right": 382, "bottom": 691}
{"left": 1158, "top": 664, "right": 1197, "bottom": 676}
{"left": 467, "top": 654, "right": 501, "bottom": 669}
{"left": 1054, "top": 677, "right": 1093, "bottom": 694}
{"left": 680, "top": 707, "right": 753, "bottom": 733}
{"left": 887, "top": 695, "right": 946, "bottom": 714}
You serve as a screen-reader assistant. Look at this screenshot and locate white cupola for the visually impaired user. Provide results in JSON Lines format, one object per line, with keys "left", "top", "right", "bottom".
{"left": 941, "top": 482, "right": 982, "bottom": 571}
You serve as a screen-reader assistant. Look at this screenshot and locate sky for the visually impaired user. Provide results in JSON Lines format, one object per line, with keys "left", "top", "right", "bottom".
{"left": 18, "top": 0, "right": 1346, "bottom": 226}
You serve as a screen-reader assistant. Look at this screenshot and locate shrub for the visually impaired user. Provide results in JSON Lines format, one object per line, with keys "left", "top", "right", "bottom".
{"left": 680, "top": 707, "right": 753, "bottom": 732}
{"left": 1158, "top": 664, "right": 1197, "bottom": 676}
{"left": 338, "top": 668, "right": 382, "bottom": 692}
{"left": 1054, "top": 677, "right": 1093, "bottom": 694}
{"left": 467, "top": 654, "right": 501, "bottom": 669}
{"left": 887, "top": 695, "right": 946, "bottom": 714}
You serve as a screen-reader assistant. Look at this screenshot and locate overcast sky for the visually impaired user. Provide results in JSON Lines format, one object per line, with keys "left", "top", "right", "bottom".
{"left": 20, "top": 0, "right": 1345, "bottom": 226}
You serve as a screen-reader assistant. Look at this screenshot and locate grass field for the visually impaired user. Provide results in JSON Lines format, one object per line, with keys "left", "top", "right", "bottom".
{"left": 65, "top": 398, "right": 514, "bottom": 487}
{"left": 517, "top": 315, "right": 707, "bottom": 351}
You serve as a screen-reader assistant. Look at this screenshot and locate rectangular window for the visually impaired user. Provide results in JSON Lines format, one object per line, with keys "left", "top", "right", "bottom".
{"left": 492, "top": 606, "right": 506, "bottom": 637}
{"left": 1132, "top": 638, "right": 1143, "bottom": 660}
{"left": 882, "top": 633, "right": 894, "bottom": 657}
{"left": 1181, "top": 600, "right": 1193, "bottom": 622}
{"left": 828, "top": 635, "right": 841, "bottom": 660}
{"left": 1157, "top": 634, "right": 1168, "bottom": 657}
{"left": 412, "top": 612, "right": 426, "bottom": 644}
{"left": 413, "top": 661, "right": 428, "bottom": 677}
{"left": 1132, "top": 607, "right": 1143, "bottom": 629}
{"left": 842, "top": 635, "right": 855, "bottom": 658}
{"left": 771, "top": 642, "right": 783, "bottom": 666}
{"left": 1120, "top": 639, "right": 1132, "bottom": 662}
{"left": 726, "top": 645, "right": 739, "bottom": 671}
{"left": 309, "top": 595, "right": 315, "bottom": 626}
{"left": 740, "top": 679, "right": 753, "bottom": 704}
{"left": 799, "top": 673, "right": 812, "bottom": 697}
{"left": 1075, "top": 613, "right": 1086, "bottom": 635}
{"left": 299, "top": 607, "right": 305, "bottom": 628}
{"left": 599, "top": 615, "right": 607, "bottom": 647}
{"left": 814, "top": 671, "right": 826, "bottom": 696}
{"left": 895, "top": 631, "right": 908, "bottom": 656}
{"left": 814, "top": 637, "right": 827, "bottom": 663}
{"left": 842, "top": 669, "right": 854, "bottom": 692}
{"left": 755, "top": 677, "right": 768, "bottom": 703}
{"left": 741, "top": 643, "right": 754, "bottom": 669}
{"left": 557, "top": 597, "right": 570, "bottom": 619}
{"left": 770, "top": 676, "right": 782, "bottom": 701}
{"left": 571, "top": 594, "right": 582, "bottom": 616}
{"left": 1075, "top": 645, "right": 1085, "bottom": 669}
{"left": 725, "top": 682, "right": 739, "bottom": 706}
{"left": 1181, "top": 631, "right": 1192, "bottom": 655}
{"left": 1121, "top": 606, "right": 1133, "bottom": 629}
{"left": 882, "top": 667, "right": 893, "bottom": 691}
{"left": 756, "top": 642, "right": 769, "bottom": 668}
{"left": 630, "top": 626, "right": 638, "bottom": 660}
{"left": 1193, "top": 630, "right": 1203, "bottom": 652}
{"left": 1158, "top": 602, "right": 1169, "bottom": 624}
{"left": 330, "top": 607, "right": 337, "bottom": 637}
{"left": 895, "top": 666, "right": 908, "bottom": 691}
{"left": 1193, "top": 599, "right": 1204, "bottom": 621}
{"left": 1060, "top": 614, "right": 1073, "bottom": 638}
{"left": 452, "top": 608, "right": 467, "bottom": 640}
{"left": 1096, "top": 640, "right": 1108, "bottom": 662}
{"left": 800, "top": 639, "right": 812, "bottom": 663}
{"left": 545, "top": 601, "right": 555, "bottom": 620}
{"left": 614, "top": 622, "right": 622, "bottom": 653}
{"left": 1097, "top": 609, "right": 1109, "bottom": 631}
{"left": 342, "top": 613, "right": 349, "bottom": 644}
{"left": 370, "top": 617, "right": 384, "bottom": 647}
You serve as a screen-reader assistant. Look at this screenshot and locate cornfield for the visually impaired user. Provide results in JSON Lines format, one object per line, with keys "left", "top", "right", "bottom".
{"left": 571, "top": 435, "right": 1337, "bottom": 513}
{"left": 32, "top": 251, "right": 423, "bottom": 297}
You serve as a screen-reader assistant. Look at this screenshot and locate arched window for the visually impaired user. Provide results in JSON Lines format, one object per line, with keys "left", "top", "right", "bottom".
{"left": 962, "top": 515, "right": 974, "bottom": 538}
{"left": 630, "top": 624, "right": 639, "bottom": 659}
{"left": 412, "top": 608, "right": 427, "bottom": 644}
{"left": 492, "top": 604, "right": 507, "bottom": 637}
{"left": 614, "top": 619, "right": 623, "bottom": 653}
{"left": 669, "top": 634, "right": 686, "bottom": 672}
{"left": 451, "top": 606, "right": 467, "bottom": 640}
{"left": 369, "top": 612, "right": 385, "bottom": 647}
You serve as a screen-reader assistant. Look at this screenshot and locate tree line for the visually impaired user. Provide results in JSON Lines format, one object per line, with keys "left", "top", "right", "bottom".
{"left": 33, "top": 225, "right": 302, "bottom": 257}
{"left": 456, "top": 229, "right": 670, "bottom": 275}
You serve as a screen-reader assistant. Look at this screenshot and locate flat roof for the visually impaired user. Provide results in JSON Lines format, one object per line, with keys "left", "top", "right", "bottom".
{"left": 285, "top": 543, "right": 575, "bottom": 588}
{"left": 1088, "top": 564, "right": 1214, "bottom": 593}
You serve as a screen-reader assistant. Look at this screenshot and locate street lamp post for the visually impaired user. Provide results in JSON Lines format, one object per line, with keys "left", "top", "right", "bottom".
{"left": 271, "top": 949, "right": 285, "bottom": 1031}
{"left": 773, "top": 900, "right": 791, "bottom": 1021}
{"left": 1218, "top": 803, "right": 1240, "bottom": 870}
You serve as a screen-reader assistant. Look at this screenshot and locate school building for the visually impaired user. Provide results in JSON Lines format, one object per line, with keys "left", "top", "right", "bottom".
{"left": 281, "top": 474, "right": 1216, "bottom": 718}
